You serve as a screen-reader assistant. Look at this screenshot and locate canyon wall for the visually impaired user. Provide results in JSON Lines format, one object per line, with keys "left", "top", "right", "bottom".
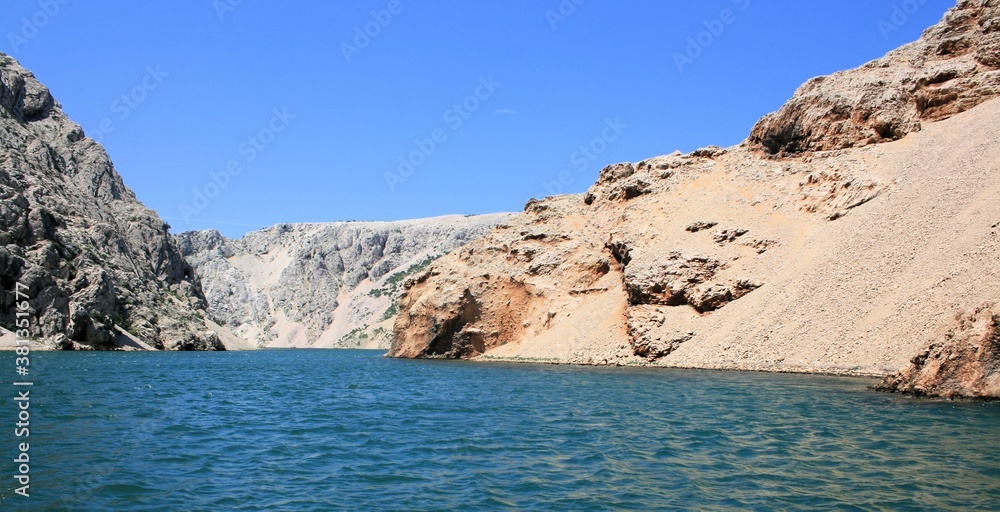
{"left": 178, "top": 214, "right": 512, "bottom": 349}
{"left": 0, "top": 54, "right": 224, "bottom": 350}
{"left": 388, "top": 1, "right": 1000, "bottom": 398}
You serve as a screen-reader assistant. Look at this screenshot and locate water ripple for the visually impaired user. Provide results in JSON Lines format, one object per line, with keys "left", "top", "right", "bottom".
{"left": 1, "top": 350, "right": 998, "bottom": 511}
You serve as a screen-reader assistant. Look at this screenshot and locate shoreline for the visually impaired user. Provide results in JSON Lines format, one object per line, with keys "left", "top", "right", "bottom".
{"left": 0, "top": 337, "right": 886, "bottom": 379}
{"left": 471, "top": 354, "right": 887, "bottom": 379}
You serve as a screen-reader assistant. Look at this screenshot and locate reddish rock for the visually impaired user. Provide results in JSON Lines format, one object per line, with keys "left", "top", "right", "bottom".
{"left": 875, "top": 304, "right": 1000, "bottom": 399}
{"left": 748, "top": 0, "right": 1000, "bottom": 155}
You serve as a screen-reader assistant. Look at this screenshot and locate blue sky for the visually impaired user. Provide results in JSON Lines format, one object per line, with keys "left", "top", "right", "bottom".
{"left": 3, "top": 0, "right": 954, "bottom": 238}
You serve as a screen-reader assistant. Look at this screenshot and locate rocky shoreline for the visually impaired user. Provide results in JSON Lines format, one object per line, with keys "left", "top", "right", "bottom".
{"left": 474, "top": 353, "right": 886, "bottom": 379}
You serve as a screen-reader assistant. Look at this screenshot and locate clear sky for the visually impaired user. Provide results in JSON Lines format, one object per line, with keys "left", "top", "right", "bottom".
{"left": 3, "top": 0, "right": 954, "bottom": 238}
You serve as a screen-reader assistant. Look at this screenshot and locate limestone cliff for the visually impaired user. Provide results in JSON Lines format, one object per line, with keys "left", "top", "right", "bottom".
{"left": 0, "top": 54, "right": 223, "bottom": 350}
{"left": 388, "top": 1, "right": 1000, "bottom": 398}
{"left": 177, "top": 214, "right": 512, "bottom": 349}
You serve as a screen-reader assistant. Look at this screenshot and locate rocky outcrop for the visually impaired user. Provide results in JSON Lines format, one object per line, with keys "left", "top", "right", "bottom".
{"left": 389, "top": 2, "right": 1000, "bottom": 399}
{"left": 389, "top": 146, "right": 885, "bottom": 366}
{"left": 875, "top": 304, "right": 1000, "bottom": 399}
{"left": 618, "top": 249, "right": 760, "bottom": 313}
{"left": 0, "top": 54, "right": 223, "bottom": 350}
{"left": 748, "top": 0, "right": 1000, "bottom": 155}
{"left": 177, "top": 214, "right": 511, "bottom": 349}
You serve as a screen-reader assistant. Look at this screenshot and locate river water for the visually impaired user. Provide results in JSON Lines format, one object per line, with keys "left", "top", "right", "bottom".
{"left": 2, "top": 349, "right": 998, "bottom": 510}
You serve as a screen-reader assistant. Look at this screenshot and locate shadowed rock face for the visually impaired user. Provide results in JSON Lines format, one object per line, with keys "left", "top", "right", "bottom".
{"left": 176, "top": 214, "right": 512, "bottom": 349}
{"left": 0, "top": 54, "right": 222, "bottom": 350}
{"left": 748, "top": 0, "right": 1000, "bottom": 155}
{"left": 388, "top": 2, "right": 1000, "bottom": 399}
{"left": 875, "top": 304, "right": 1000, "bottom": 399}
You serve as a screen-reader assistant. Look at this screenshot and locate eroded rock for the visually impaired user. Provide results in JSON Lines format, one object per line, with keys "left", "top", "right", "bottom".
{"left": 177, "top": 215, "right": 510, "bottom": 348}
{"left": 386, "top": 3, "right": 1000, "bottom": 394}
{"left": 875, "top": 304, "right": 1000, "bottom": 399}
{"left": 749, "top": 1, "right": 1000, "bottom": 155}
{"left": 0, "top": 54, "right": 221, "bottom": 350}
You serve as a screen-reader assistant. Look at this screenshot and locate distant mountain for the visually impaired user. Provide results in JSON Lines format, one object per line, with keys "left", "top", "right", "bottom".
{"left": 176, "top": 214, "right": 512, "bottom": 349}
{"left": 0, "top": 54, "right": 223, "bottom": 350}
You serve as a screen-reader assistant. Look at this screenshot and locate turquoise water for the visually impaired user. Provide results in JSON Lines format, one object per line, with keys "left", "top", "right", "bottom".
{"left": 1, "top": 350, "right": 998, "bottom": 511}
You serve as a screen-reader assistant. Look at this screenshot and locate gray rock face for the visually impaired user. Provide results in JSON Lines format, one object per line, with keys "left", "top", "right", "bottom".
{"left": 0, "top": 54, "right": 223, "bottom": 350}
{"left": 177, "top": 214, "right": 513, "bottom": 349}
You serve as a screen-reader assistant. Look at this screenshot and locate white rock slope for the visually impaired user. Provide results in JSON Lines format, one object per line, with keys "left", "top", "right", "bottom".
{"left": 177, "top": 214, "right": 513, "bottom": 349}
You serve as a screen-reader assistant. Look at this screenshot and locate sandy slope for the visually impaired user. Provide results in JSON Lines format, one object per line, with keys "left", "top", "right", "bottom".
{"left": 389, "top": 2, "right": 1000, "bottom": 392}
{"left": 663, "top": 98, "right": 999, "bottom": 374}
{"left": 427, "top": 99, "right": 996, "bottom": 376}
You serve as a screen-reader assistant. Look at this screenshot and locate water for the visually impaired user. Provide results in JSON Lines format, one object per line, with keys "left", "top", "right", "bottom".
{"left": 1, "top": 350, "right": 998, "bottom": 511}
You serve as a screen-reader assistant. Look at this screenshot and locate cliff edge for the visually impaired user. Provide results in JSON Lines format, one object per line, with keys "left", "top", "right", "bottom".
{"left": 388, "top": 1, "right": 1000, "bottom": 398}
{"left": 0, "top": 54, "right": 224, "bottom": 350}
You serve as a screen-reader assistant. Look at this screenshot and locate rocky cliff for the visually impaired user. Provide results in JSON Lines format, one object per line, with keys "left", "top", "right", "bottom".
{"left": 875, "top": 303, "right": 1000, "bottom": 399}
{"left": 0, "top": 54, "right": 224, "bottom": 350}
{"left": 388, "top": 1, "right": 1000, "bottom": 398}
{"left": 749, "top": 0, "right": 1000, "bottom": 155}
{"left": 177, "top": 214, "right": 512, "bottom": 349}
